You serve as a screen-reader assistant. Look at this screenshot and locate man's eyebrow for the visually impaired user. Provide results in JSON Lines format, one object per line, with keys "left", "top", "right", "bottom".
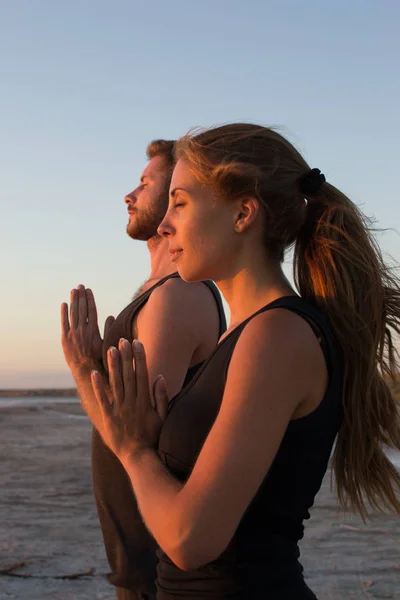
{"left": 170, "top": 187, "right": 187, "bottom": 198}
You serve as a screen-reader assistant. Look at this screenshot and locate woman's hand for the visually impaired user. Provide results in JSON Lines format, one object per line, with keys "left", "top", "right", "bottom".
{"left": 61, "top": 284, "right": 115, "bottom": 377}
{"left": 90, "top": 339, "right": 169, "bottom": 463}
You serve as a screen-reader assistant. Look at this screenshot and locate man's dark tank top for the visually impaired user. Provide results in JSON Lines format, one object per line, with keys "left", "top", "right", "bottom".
{"left": 91, "top": 273, "right": 226, "bottom": 594}
{"left": 157, "top": 295, "right": 344, "bottom": 600}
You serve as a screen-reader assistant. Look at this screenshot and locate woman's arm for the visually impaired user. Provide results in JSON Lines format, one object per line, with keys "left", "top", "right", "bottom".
{"left": 95, "top": 308, "right": 326, "bottom": 571}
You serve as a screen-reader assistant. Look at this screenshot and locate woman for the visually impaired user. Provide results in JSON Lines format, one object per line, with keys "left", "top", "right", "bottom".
{"left": 86, "top": 124, "right": 400, "bottom": 598}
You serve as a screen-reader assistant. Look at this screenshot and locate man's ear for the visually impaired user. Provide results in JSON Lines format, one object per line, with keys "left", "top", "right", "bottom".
{"left": 233, "top": 196, "right": 260, "bottom": 233}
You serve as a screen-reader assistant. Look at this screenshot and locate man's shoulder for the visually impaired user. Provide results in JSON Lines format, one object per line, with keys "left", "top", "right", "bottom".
{"left": 146, "top": 277, "right": 220, "bottom": 321}
{"left": 135, "top": 277, "right": 222, "bottom": 350}
{"left": 152, "top": 277, "right": 215, "bottom": 304}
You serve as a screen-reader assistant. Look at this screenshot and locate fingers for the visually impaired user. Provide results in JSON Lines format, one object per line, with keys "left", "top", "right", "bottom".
{"left": 91, "top": 370, "right": 112, "bottom": 417}
{"left": 107, "top": 346, "right": 124, "bottom": 410}
{"left": 119, "top": 339, "right": 136, "bottom": 405}
{"left": 104, "top": 315, "right": 116, "bottom": 339}
{"left": 132, "top": 340, "right": 150, "bottom": 404}
{"left": 70, "top": 289, "right": 79, "bottom": 328}
{"left": 60, "top": 303, "right": 70, "bottom": 337}
{"left": 86, "top": 288, "right": 98, "bottom": 329}
{"left": 153, "top": 375, "right": 169, "bottom": 421}
{"left": 77, "top": 285, "right": 88, "bottom": 326}
{"left": 69, "top": 284, "right": 89, "bottom": 329}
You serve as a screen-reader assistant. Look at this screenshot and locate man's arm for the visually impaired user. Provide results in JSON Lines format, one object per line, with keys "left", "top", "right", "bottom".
{"left": 62, "top": 279, "right": 218, "bottom": 429}
{"left": 135, "top": 278, "right": 219, "bottom": 399}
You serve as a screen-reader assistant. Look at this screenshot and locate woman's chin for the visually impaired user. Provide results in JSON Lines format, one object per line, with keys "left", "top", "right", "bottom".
{"left": 177, "top": 264, "right": 208, "bottom": 283}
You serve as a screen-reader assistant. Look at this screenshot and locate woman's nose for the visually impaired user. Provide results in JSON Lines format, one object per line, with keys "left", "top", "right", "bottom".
{"left": 157, "top": 213, "right": 173, "bottom": 238}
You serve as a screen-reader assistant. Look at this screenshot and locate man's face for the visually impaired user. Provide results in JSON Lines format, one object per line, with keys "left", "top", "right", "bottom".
{"left": 124, "top": 155, "right": 170, "bottom": 241}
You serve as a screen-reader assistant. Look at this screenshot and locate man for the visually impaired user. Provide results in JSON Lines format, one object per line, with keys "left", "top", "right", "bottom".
{"left": 61, "top": 139, "right": 226, "bottom": 600}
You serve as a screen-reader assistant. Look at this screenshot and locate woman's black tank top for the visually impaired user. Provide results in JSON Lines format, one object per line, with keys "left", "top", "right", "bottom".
{"left": 157, "top": 295, "right": 344, "bottom": 599}
{"left": 91, "top": 273, "right": 226, "bottom": 594}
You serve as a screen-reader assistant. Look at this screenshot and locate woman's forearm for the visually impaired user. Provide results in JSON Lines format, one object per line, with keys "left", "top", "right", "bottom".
{"left": 77, "top": 372, "right": 190, "bottom": 562}
{"left": 121, "top": 449, "right": 194, "bottom": 568}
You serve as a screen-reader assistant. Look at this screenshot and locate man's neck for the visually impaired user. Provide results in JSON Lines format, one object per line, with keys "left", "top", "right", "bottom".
{"left": 133, "top": 236, "right": 177, "bottom": 299}
{"left": 147, "top": 235, "right": 177, "bottom": 281}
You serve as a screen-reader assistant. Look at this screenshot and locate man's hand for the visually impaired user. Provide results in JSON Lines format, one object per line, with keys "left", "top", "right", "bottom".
{"left": 61, "top": 284, "right": 115, "bottom": 379}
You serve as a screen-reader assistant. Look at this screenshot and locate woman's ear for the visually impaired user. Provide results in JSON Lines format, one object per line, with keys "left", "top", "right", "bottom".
{"left": 233, "top": 196, "right": 260, "bottom": 233}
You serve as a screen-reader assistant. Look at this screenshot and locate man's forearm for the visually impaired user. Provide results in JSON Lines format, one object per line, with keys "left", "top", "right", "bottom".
{"left": 74, "top": 362, "right": 109, "bottom": 432}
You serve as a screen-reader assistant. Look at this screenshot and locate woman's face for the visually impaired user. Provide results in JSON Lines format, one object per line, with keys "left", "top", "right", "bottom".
{"left": 157, "top": 159, "right": 242, "bottom": 282}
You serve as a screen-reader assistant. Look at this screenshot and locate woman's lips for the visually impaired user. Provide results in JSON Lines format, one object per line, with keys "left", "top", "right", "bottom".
{"left": 169, "top": 249, "right": 183, "bottom": 262}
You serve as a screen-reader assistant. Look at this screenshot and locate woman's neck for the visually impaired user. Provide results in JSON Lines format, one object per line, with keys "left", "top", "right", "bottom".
{"left": 216, "top": 259, "right": 296, "bottom": 330}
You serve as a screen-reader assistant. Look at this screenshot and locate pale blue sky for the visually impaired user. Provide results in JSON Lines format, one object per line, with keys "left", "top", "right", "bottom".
{"left": 1, "top": 0, "right": 399, "bottom": 387}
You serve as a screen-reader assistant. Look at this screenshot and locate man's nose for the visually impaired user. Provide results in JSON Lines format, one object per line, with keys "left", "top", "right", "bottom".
{"left": 124, "top": 190, "right": 137, "bottom": 204}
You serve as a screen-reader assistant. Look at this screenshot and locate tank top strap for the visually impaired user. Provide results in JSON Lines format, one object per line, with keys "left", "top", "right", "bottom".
{"left": 102, "top": 273, "right": 181, "bottom": 363}
{"left": 249, "top": 295, "right": 342, "bottom": 380}
{"left": 201, "top": 280, "right": 227, "bottom": 336}
{"left": 135, "top": 276, "right": 226, "bottom": 338}
{"left": 136, "top": 272, "right": 181, "bottom": 307}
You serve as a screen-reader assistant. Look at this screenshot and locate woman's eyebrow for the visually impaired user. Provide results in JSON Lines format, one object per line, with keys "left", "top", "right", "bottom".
{"left": 170, "top": 187, "right": 187, "bottom": 198}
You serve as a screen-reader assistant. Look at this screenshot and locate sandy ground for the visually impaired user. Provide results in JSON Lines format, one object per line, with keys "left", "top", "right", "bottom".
{"left": 0, "top": 401, "right": 399, "bottom": 600}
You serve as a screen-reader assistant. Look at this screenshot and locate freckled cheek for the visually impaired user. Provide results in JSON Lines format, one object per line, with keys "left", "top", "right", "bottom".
{"left": 183, "top": 215, "right": 217, "bottom": 254}
{"left": 197, "top": 226, "right": 221, "bottom": 260}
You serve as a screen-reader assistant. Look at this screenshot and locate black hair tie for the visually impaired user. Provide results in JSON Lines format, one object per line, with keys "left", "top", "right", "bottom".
{"left": 299, "top": 168, "right": 326, "bottom": 196}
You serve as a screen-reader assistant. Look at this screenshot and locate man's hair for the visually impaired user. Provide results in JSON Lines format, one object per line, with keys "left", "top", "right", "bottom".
{"left": 146, "top": 139, "right": 176, "bottom": 169}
